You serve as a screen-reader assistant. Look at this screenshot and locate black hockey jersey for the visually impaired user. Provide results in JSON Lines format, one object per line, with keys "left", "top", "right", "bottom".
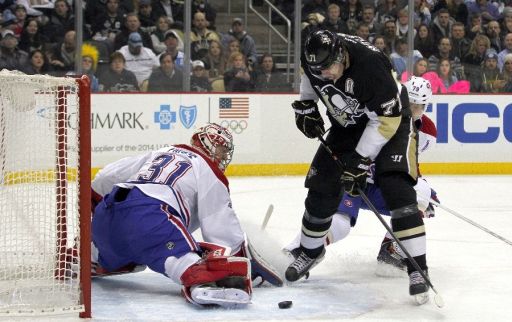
{"left": 300, "top": 33, "right": 406, "bottom": 160}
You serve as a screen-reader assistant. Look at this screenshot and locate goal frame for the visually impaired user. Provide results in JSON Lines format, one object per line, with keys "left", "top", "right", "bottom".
{"left": 0, "top": 74, "right": 91, "bottom": 318}
{"left": 76, "top": 76, "right": 92, "bottom": 318}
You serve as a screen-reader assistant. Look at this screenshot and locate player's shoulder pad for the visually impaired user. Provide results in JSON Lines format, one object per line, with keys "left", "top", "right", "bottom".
{"left": 420, "top": 114, "right": 437, "bottom": 138}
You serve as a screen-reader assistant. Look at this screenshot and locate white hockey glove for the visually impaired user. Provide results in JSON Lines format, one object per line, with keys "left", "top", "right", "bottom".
{"left": 180, "top": 251, "right": 252, "bottom": 309}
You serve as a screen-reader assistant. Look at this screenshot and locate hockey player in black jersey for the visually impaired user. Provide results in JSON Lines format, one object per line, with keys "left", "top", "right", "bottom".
{"left": 286, "top": 30, "right": 431, "bottom": 303}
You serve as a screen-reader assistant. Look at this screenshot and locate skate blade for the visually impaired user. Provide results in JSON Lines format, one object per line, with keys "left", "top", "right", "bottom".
{"left": 191, "top": 287, "right": 250, "bottom": 309}
{"left": 414, "top": 292, "right": 430, "bottom": 305}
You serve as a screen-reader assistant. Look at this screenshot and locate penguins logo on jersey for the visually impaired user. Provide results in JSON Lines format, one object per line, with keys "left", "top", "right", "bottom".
{"left": 317, "top": 84, "right": 364, "bottom": 127}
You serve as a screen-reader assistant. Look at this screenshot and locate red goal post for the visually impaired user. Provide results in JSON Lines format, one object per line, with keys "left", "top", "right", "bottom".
{"left": 0, "top": 70, "right": 91, "bottom": 317}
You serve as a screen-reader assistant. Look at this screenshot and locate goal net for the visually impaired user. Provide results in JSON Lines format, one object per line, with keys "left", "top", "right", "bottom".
{"left": 0, "top": 70, "right": 91, "bottom": 317}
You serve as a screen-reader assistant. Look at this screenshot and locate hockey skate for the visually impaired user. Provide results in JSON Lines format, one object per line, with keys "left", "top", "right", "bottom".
{"left": 285, "top": 248, "right": 325, "bottom": 282}
{"left": 187, "top": 285, "right": 251, "bottom": 309}
{"left": 409, "top": 270, "right": 430, "bottom": 305}
{"left": 283, "top": 247, "right": 310, "bottom": 279}
{"left": 181, "top": 252, "right": 252, "bottom": 308}
{"left": 376, "top": 239, "right": 406, "bottom": 271}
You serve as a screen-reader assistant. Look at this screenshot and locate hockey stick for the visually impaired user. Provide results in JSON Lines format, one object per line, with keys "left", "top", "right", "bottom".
{"left": 260, "top": 204, "right": 274, "bottom": 230}
{"left": 315, "top": 133, "right": 444, "bottom": 307}
{"left": 430, "top": 198, "right": 512, "bottom": 246}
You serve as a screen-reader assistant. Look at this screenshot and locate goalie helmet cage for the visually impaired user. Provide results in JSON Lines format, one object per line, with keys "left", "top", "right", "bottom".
{"left": 0, "top": 70, "right": 91, "bottom": 318}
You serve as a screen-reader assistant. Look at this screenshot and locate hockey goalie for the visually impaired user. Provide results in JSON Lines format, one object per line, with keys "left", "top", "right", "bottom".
{"left": 89, "top": 123, "right": 282, "bottom": 308}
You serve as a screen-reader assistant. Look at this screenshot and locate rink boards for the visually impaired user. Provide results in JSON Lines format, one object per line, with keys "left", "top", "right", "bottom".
{"left": 74, "top": 93, "right": 512, "bottom": 175}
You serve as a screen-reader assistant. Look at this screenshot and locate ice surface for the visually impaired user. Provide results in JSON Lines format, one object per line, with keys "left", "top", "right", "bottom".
{"left": 14, "top": 175, "right": 512, "bottom": 321}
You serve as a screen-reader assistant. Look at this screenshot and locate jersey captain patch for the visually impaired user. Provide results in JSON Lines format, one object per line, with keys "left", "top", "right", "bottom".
{"left": 345, "top": 78, "right": 354, "bottom": 94}
{"left": 317, "top": 84, "right": 365, "bottom": 127}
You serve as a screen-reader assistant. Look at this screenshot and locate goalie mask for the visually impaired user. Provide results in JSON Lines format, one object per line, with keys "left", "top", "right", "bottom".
{"left": 304, "top": 30, "right": 345, "bottom": 78}
{"left": 191, "top": 123, "right": 234, "bottom": 172}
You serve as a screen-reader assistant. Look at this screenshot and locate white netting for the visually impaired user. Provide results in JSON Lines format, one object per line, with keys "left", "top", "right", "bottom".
{"left": 0, "top": 70, "right": 84, "bottom": 315}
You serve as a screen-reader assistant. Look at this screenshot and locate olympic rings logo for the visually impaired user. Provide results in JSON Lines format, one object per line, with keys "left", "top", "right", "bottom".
{"left": 220, "top": 120, "right": 248, "bottom": 134}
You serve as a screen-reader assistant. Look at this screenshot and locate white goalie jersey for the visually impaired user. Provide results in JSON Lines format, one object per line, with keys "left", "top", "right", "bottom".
{"left": 91, "top": 144, "right": 245, "bottom": 252}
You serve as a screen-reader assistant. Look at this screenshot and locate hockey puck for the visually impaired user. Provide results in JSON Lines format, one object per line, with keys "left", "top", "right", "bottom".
{"left": 278, "top": 301, "right": 293, "bottom": 309}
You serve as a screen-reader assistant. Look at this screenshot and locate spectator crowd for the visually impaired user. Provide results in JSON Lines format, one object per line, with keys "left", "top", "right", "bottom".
{"left": 1, "top": 0, "right": 512, "bottom": 93}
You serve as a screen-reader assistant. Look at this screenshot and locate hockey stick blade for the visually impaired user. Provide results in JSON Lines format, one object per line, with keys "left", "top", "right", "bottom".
{"left": 434, "top": 293, "right": 445, "bottom": 308}
{"left": 430, "top": 199, "right": 512, "bottom": 246}
{"left": 260, "top": 204, "right": 274, "bottom": 230}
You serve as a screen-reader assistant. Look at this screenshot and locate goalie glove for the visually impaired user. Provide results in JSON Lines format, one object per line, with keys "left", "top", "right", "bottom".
{"left": 180, "top": 252, "right": 252, "bottom": 308}
{"left": 341, "top": 152, "right": 371, "bottom": 196}
{"left": 292, "top": 100, "right": 325, "bottom": 139}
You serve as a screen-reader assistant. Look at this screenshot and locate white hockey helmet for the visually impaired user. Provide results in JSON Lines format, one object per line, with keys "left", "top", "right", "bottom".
{"left": 405, "top": 76, "right": 432, "bottom": 105}
{"left": 191, "top": 123, "right": 234, "bottom": 172}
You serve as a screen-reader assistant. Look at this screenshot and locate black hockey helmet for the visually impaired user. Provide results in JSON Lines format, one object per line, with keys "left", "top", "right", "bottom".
{"left": 304, "top": 30, "right": 345, "bottom": 72}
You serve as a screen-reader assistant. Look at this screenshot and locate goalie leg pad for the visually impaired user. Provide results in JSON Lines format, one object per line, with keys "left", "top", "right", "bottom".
{"left": 180, "top": 253, "right": 252, "bottom": 307}
{"left": 181, "top": 254, "right": 251, "bottom": 288}
{"left": 198, "top": 241, "right": 232, "bottom": 257}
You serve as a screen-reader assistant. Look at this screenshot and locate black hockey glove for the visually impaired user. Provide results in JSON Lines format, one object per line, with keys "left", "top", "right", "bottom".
{"left": 341, "top": 152, "right": 371, "bottom": 197}
{"left": 292, "top": 100, "right": 325, "bottom": 139}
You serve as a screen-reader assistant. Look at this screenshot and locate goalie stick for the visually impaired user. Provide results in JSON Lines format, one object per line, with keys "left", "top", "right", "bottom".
{"left": 430, "top": 199, "right": 512, "bottom": 246}
{"left": 315, "top": 132, "right": 444, "bottom": 308}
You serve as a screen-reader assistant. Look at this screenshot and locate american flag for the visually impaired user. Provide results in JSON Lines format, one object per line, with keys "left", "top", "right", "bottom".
{"left": 219, "top": 97, "right": 249, "bottom": 119}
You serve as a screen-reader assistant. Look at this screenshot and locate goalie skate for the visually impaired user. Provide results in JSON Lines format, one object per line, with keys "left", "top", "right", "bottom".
{"left": 181, "top": 252, "right": 252, "bottom": 308}
{"left": 189, "top": 286, "right": 251, "bottom": 309}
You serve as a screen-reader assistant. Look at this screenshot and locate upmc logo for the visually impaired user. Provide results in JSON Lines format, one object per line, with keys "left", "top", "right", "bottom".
{"left": 428, "top": 102, "right": 512, "bottom": 143}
